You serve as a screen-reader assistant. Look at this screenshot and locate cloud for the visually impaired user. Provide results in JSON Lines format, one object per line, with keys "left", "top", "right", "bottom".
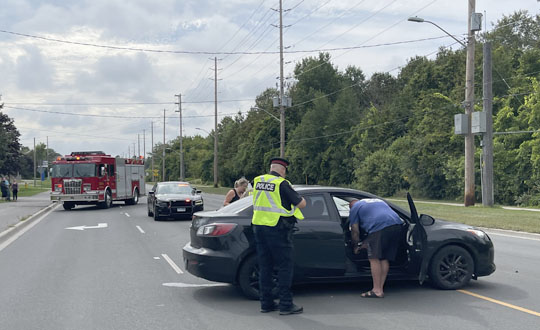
{"left": 15, "top": 45, "right": 55, "bottom": 91}
{"left": 73, "top": 52, "right": 162, "bottom": 100}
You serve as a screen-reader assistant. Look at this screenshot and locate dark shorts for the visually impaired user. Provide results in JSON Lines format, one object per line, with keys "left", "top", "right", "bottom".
{"left": 363, "top": 224, "right": 402, "bottom": 261}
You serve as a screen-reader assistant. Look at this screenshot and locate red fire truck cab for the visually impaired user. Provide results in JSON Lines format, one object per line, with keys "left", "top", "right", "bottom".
{"left": 50, "top": 151, "right": 146, "bottom": 210}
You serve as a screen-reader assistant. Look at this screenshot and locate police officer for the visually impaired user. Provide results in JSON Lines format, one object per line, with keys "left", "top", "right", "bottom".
{"left": 252, "top": 157, "right": 306, "bottom": 315}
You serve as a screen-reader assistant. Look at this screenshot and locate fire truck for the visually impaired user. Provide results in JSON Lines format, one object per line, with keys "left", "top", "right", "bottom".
{"left": 50, "top": 151, "right": 145, "bottom": 210}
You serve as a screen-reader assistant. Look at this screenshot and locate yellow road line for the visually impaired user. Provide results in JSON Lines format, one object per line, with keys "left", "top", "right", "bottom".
{"left": 458, "top": 290, "right": 540, "bottom": 317}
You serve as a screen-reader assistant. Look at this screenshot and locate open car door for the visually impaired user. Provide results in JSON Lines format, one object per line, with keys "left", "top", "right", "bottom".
{"left": 406, "top": 192, "right": 429, "bottom": 284}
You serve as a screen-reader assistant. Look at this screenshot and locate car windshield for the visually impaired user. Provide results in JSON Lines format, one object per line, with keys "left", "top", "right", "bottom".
{"left": 220, "top": 196, "right": 252, "bottom": 214}
{"left": 73, "top": 164, "right": 97, "bottom": 177}
{"left": 51, "top": 164, "right": 73, "bottom": 178}
{"left": 157, "top": 184, "right": 193, "bottom": 195}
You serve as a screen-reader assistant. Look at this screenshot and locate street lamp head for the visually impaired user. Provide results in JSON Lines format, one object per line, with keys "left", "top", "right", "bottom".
{"left": 408, "top": 16, "right": 425, "bottom": 23}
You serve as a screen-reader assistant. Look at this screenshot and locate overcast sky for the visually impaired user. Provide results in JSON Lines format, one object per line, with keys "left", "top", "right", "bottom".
{"left": 1, "top": 0, "right": 539, "bottom": 158}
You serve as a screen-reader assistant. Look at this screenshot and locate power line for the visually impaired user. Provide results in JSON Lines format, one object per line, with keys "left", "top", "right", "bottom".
{"left": 4, "top": 98, "right": 254, "bottom": 106}
{"left": 3, "top": 105, "right": 247, "bottom": 119}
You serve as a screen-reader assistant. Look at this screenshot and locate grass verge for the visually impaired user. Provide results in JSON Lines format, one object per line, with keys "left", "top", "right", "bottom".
{"left": 197, "top": 185, "right": 232, "bottom": 196}
{"left": 389, "top": 199, "right": 540, "bottom": 234}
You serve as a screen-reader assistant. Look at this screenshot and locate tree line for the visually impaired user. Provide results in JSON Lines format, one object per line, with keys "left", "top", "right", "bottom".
{"left": 1, "top": 11, "right": 538, "bottom": 206}
{"left": 148, "top": 11, "right": 540, "bottom": 206}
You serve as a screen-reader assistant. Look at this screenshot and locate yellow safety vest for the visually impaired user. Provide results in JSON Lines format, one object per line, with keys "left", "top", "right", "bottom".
{"left": 252, "top": 174, "right": 304, "bottom": 226}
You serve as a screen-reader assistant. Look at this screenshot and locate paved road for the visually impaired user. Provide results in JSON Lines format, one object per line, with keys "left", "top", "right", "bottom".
{"left": 0, "top": 194, "right": 539, "bottom": 330}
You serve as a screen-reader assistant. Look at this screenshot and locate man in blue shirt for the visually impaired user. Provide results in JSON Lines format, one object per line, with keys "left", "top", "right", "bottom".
{"left": 349, "top": 198, "right": 403, "bottom": 298}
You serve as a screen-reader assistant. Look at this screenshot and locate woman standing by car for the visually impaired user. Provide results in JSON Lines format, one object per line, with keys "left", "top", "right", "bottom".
{"left": 223, "top": 177, "right": 249, "bottom": 206}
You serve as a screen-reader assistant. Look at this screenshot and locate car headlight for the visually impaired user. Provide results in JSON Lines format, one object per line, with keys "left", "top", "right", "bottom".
{"left": 467, "top": 229, "right": 489, "bottom": 240}
{"left": 156, "top": 200, "right": 168, "bottom": 207}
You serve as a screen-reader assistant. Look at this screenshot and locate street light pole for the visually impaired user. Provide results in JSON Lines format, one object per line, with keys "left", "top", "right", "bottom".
{"left": 463, "top": 0, "right": 477, "bottom": 206}
{"left": 408, "top": 1, "right": 478, "bottom": 206}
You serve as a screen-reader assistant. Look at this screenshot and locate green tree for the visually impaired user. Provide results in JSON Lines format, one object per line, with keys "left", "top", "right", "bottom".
{"left": 0, "top": 111, "right": 22, "bottom": 176}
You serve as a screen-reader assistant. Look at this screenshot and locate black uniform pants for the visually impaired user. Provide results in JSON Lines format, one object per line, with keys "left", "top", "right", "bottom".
{"left": 253, "top": 221, "right": 294, "bottom": 310}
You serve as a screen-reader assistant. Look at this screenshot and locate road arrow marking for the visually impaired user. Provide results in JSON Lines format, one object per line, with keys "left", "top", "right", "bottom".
{"left": 65, "top": 223, "right": 108, "bottom": 231}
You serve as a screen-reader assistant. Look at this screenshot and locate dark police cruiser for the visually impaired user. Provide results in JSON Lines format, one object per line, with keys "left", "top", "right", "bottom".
{"left": 147, "top": 181, "right": 203, "bottom": 220}
{"left": 183, "top": 186, "right": 495, "bottom": 299}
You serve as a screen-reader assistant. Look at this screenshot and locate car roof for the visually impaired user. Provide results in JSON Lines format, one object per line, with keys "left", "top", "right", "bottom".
{"left": 157, "top": 181, "right": 191, "bottom": 185}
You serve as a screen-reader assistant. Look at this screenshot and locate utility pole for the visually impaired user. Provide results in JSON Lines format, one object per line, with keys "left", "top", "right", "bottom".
{"left": 175, "top": 93, "right": 184, "bottom": 181}
{"left": 33, "top": 138, "right": 36, "bottom": 187}
{"left": 46, "top": 136, "right": 49, "bottom": 178}
{"left": 482, "top": 42, "right": 494, "bottom": 206}
{"left": 151, "top": 122, "right": 154, "bottom": 182}
{"left": 279, "top": 0, "right": 286, "bottom": 158}
{"left": 143, "top": 129, "right": 146, "bottom": 160}
{"left": 137, "top": 134, "right": 140, "bottom": 158}
{"left": 163, "top": 109, "right": 166, "bottom": 182}
{"left": 213, "top": 57, "right": 219, "bottom": 187}
{"left": 464, "top": 0, "right": 477, "bottom": 206}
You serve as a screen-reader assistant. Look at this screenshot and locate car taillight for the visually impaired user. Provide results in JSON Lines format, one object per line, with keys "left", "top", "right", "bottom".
{"left": 196, "top": 223, "right": 237, "bottom": 237}
{"left": 55, "top": 184, "right": 62, "bottom": 192}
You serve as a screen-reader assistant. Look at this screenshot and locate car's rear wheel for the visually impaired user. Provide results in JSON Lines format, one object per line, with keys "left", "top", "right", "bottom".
{"left": 237, "top": 255, "right": 278, "bottom": 300}
{"left": 429, "top": 245, "right": 474, "bottom": 290}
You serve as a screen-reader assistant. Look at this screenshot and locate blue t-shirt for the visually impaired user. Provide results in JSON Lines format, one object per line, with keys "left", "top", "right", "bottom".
{"left": 349, "top": 198, "right": 402, "bottom": 234}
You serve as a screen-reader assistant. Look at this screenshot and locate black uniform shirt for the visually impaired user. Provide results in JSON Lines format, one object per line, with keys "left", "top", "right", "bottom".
{"left": 269, "top": 171, "right": 302, "bottom": 211}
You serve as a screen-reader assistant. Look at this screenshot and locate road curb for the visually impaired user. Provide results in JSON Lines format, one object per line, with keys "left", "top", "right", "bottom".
{"left": 0, "top": 201, "right": 59, "bottom": 243}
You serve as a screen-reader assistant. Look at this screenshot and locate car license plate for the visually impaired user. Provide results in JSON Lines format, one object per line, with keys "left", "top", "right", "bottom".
{"left": 174, "top": 207, "right": 186, "bottom": 212}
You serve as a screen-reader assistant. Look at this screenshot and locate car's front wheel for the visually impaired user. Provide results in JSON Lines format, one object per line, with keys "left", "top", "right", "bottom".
{"left": 237, "top": 255, "right": 278, "bottom": 300}
{"left": 153, "top": 205, "right": 160, "bottom": 221}
{"left": 429, "top": 245, "right": 474, "bottom": 290}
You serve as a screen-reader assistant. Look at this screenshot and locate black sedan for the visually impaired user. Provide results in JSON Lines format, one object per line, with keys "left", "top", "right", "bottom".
{"left": 183, "top": 186, "right": 495, "bottom": 299}
{"left": 147, "top": 181, "right": 203, "bottom": 220}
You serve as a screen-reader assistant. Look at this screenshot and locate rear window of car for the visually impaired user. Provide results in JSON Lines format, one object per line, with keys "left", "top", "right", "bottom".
{"left": 220, "top": 197, "right": 252, "bottom": 214}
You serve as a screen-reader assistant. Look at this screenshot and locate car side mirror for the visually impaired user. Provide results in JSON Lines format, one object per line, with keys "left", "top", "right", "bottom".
{"left": 148, "top": 191, "right": 155, "bottom": 196}
{"left": 419, "top": 214, "right": 435, "bottom": 226}
{"left": 196, "top": 189, "right": 202, "bottom": 194}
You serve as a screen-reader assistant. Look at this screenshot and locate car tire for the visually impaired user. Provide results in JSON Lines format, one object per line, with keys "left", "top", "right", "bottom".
{"left": 125, "top": 189, "right": 139, "bottom": 205}
{"left": 63, "top": 202, "right": 74, "bottom": 210}
{"left": 100, "top": 190, "right": 112, "bottom": 209}
{"left": 429, "top": 245, "right": 474, "bottom": 290}
{"left": 237, "top": 255, "right": 278, "bottom": 301}
{"left": 153, "top": 206, "right": 160, "bottom": 221}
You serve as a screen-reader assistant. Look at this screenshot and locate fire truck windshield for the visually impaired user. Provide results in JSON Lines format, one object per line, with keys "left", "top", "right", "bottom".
{"left": 52, "top": 164, "right": 72, "bottom": 178}
{"left": 52, "top": 164, "right": 97, "bottom": 178}
{"left": 73, "top": 164, "right": 96, "bottom": 177}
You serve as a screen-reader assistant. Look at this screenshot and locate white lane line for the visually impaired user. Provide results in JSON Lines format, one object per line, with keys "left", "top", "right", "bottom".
{"left": 153, "top": 256, "right": 161, "bottom": 260}
{"left": 124, "top": 212, "right": 130, "bottom": 217}
{"left": 162, "top": 282, "right": 228, "bottom": 288}
{"left": 136, "top": 225, "right": 145, "bottom": 234}
{"left": 161, "top": 254, "right": 184, "bottom": 274}
{"left": 0, "top": 204, "right": 60, "bottom": 252}
{"left": 486, "top": 232, "right": 540, "bottom": 242}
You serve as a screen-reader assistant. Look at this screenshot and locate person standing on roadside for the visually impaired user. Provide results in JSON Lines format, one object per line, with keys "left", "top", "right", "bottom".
{"left": 11, "top": 179, "right": 18, "bottom": 201}
{"left": 223, "top": 177, "right": 249, "bottom": 206}
{"left": 252, "top": 157, "right": 306, "bottom": 315}
{"left": 349, "top": 198, "right": 403, "bottom": 298}
{"left": 0, "top": 177, "right": 7, "bottom": 200}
